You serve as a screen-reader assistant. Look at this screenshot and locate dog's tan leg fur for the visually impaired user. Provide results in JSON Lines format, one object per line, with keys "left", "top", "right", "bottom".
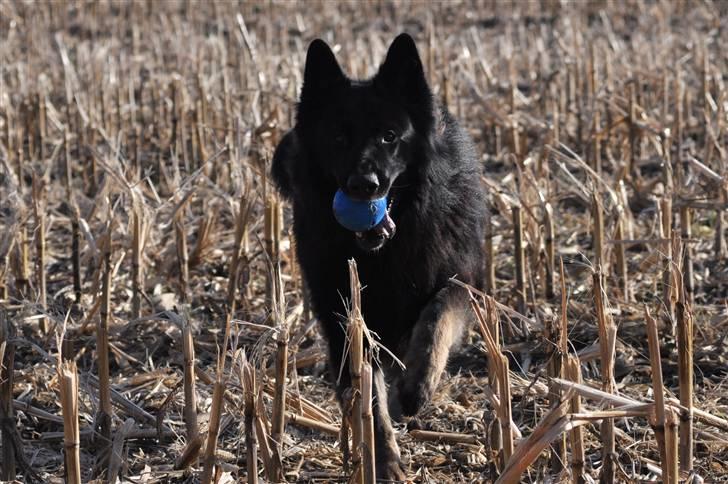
{"left": 419, "top": 307, "right": 460, "bottom": 395}
{"left": 389, "top": 286, "right": 468, "bottom": 419}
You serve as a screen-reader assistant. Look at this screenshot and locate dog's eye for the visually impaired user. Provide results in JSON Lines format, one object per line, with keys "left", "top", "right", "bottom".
{"left": 334, "top": 133, "right": 347, "bottom": 146}
{"left": 382, "top": 130, "right": 397, "bottom": 144}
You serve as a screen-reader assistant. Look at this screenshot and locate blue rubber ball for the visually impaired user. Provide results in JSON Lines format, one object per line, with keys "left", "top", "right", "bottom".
{"left": 333, "top": 189, "right": 388, "bottom": 232}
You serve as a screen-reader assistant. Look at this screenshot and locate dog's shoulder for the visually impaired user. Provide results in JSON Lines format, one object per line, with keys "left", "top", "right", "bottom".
{"left": 427, "top": 107, "right": 484, "bottom": 203}
{"left": 416, "top": 106, "right": 485, "bottom": 274}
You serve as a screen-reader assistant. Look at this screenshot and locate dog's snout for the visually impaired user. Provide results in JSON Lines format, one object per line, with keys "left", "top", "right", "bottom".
{"left": 347, "top": 173, "right": 380, "bottom": 199}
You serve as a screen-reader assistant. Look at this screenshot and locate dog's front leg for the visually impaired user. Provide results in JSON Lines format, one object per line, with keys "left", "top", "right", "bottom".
{"left": 328, "top": 336, "right": 405, "bottom": 481}
{"left": 371, "top": 367, "right": 406, "bottom": 481}
{"left": 389, "top": 285, "right": 469, "bottom": 420}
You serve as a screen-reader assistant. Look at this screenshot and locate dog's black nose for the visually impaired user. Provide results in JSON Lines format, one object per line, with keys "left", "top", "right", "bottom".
{"left": 347, "top": 173, "right": 379, "bottom": 199}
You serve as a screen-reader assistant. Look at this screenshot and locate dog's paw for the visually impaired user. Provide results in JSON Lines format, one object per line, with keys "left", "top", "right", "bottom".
{"left": 376, "top": 455, "right": 407, "bottom": 482}
{"left": 375, "top": 434, "right": 406, "bottom": 482}
{"left": 396, "top": 380, "right": 431, "bottom": 418}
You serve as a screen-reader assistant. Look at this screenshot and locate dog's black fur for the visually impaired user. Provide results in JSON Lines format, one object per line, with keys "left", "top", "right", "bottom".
{"left": 272, "top": 33, "right": 485, "bottom": 479}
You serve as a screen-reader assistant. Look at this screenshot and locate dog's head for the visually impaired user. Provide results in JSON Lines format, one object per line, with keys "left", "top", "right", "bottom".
{"left": 293, "top": 33, "right": 434, "bottom": 251}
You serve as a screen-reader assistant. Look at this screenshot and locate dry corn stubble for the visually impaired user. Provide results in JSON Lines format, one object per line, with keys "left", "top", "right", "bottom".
{"left": 1, "top": 1, "right": 727, "bottom": 482}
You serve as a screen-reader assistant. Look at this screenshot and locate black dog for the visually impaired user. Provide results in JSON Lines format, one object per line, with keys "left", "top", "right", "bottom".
{"left": 272, "top": 33, "right": 485, "bottom": 479}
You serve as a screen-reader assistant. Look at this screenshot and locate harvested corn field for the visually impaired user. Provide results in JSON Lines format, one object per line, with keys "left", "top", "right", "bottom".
{"left": 1, "top": 1, "right": 727, "bottom": 482}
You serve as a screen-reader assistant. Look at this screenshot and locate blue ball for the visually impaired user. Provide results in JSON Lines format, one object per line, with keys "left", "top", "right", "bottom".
{"left": 333, "top": 190, "right": 388, "bottom": 232}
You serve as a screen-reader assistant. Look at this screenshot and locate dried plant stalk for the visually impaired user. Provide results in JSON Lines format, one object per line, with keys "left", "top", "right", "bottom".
{"left": 15, "top": 134, "right": 23, "bottom": 190}
{"left": 592, "top": 269, "right": 616, "bottom": 483}
{"left": 59, "top": 360, "right": 80, "bottom": 484}
{"left": 131, "top": 210, "right": 143, "bottom": 319}
{"left": 38, "top": 92, "right": 46, "bottom": 161}
{"left": 189, "top": 213, "right": 215, "bottom": 269}
{"left": 255, "top": 387, "right": 283, "bottom": 481}
{"left": 676, "top": 289, "right": 694, "bottom": 473}
{"left": 175, "top": 215, "right": 189, "bottom": 300}
{"left": 71, "top": 205, "right": 82, "bottom": 304}
{"left": 97, "top": 217, "right": 113, "bottom": 446}
{"left": 508, "top": 67, "right": 520, "bottom": 159}
{"left": 4, "top": 109, "right": 13, "bottom": 190}
{"left": 498, "top": 353, "right": 514, "bottom": 464}
{"left": 0, "top": 238, "right": 10, "bottom": 301}
{"left": 544, "top": 203, "right": 555, "bottom": 300}
{"left": 347, "top": 259, "right": 365, "bottom": 484}
{"left": 174, "top": 434, "right": 203, "bottom": 470}
{"left": 361, "top": 362, "right": 376, "bottom": 484}
{"left": 679, "top": 206, "right": 694, "bottom": 305}
{"left": 496, "top": 395, "right": 575, "bottom": 483}
{"left": 31, "top": 174, "right": 47, "bottom": 333}
{"left": 240, "top": 355, "right": 258, "bottom": 484}
{"left": 409, "top": 428, "right": 482, "bottom": 445}
{"left": 108, "top": 418, "right": 134, "bottom": 483}
{"left": 195, "top": 97, "right": 208, "bottom": 163}
{"left": 286, "top": 412, "right": 339, "bottom": 436}
{"left": 660, "top": 198, "right": 674, "bottom": 322}
{"left": 665, "top": 407, "right": 680, "bottom": 483}
{"left": 614, "top": 209, "right": 629, "bottom": 301}
{"left": 18, "top": 225, "right": 30, "bottom": 297}
{"left": 1, "top": 315, "right": 16, "bottom": 481}
{"left": 512, "top": 205, "right": 526, "bottom": 315}
{"left": 470, "top": 295, "right": 514, "bottom": 467}
{"left": 63, "top": 130, "right": 82, "bottom": 304}
{"left": 482, "top": 294, "right": 503, "bottom": 468}
{"left": 592, "top": 105, "right": 602, "bottom": 173}
{"left": 227, "top": 189, "right": 253, "bottom": 315}
{"left": 645, "top": 307, "right": 672, "bottom": 484}
{"left": 200, "top": 375, "right": 225, "bottom": 484}
{"left": 673, "top": 72, "right": 684, "bottom": 171}
{"left": 546, "top": 315, "right": 566, "bottom": 471}
{"left": 565, "top": 356, "right": 585, "bottom": 484}
{"left": 271, "top": 263, "right": 288, "bottom": 449}
{"left": 591, "top": 191, "right": 605, "bottom": 270}
{"left": 551, "top": 97, "right": 560, "bottom": 145}
{"left": 264, "top": 194, "right": 282, "bottom": 307}
{"left": 628, "top": 81, "right": 638, "bottom": 177}
{"left": 258, "top": 380, "right": 334, "bottom": 425}
{"left": 340, "top": 408, "right": 351, "bottom": 473}
{"left": 484, "top": 296, "right": 501, "bottom": 393}
{"left": 484, "top": 210, "right": 496, "bottom": 295}
{"left": 715, "top": 188, "right": 726, "bottom": 259}
{"left": 182, "top": 319, "right": 198, "bottom": 439}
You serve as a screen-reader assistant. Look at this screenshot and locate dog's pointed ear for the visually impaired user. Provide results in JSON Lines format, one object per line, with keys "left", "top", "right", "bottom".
{"left": 375, "top": 33, "right": 431, "bottom": 103}
{"left": 375, "top": 34, "right": 434, "bottom": 132}
{"left": 301, "top": 39, "right": 346, "bottom": 102}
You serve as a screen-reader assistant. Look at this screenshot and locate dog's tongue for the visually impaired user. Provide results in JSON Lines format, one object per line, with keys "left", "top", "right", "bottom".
{"left": 356, "top": 211, "right": 396, "bottom": 240}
